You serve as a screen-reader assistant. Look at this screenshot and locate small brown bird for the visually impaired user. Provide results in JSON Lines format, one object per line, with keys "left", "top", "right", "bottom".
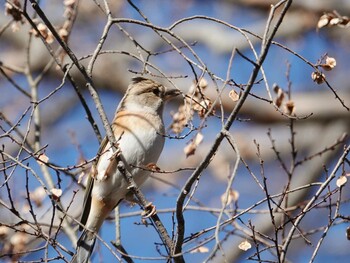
{"left": 71, "top": 77, "right": 180, "bottom": 263}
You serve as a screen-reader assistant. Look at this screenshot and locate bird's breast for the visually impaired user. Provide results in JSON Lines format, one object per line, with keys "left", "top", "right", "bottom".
{"left": 115, "top": 110, "right": 165, "bottom": 165}
{"left": 94, "top": 111, "right": 165, "bottom": 194}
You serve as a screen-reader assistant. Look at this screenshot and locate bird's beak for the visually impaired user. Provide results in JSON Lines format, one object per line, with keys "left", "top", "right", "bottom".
{"left": 164, "top": 89, "right": 181, "bottom": 101}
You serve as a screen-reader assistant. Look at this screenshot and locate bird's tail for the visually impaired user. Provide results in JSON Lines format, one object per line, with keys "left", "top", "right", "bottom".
{"left": 70, "top": 229, "right": 96, "bottom": 263}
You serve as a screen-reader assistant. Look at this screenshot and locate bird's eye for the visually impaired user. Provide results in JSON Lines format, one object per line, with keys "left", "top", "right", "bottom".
{"left": 152, "top": 88, "right": 161, "bottom": 96}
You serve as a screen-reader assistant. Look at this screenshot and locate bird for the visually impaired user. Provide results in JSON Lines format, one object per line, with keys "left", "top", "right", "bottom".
{"left": 71, "top": 77, "right": 180, "bottom": 263}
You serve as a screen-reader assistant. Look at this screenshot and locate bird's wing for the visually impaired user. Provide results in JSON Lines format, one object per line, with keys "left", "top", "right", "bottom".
{"left": 79, "top": 136, "right": 108, "bottom": 231}
{"left": 79, "top": 120, "right": 125, "bottom": 231}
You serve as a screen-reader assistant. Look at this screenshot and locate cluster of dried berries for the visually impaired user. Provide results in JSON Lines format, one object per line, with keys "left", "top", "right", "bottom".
{"left": 0, "top": 223, "right": 30, "bottom": 260}
{"left": 4, "top": 0, "right": 24, "bottom": 32}
{"left": 188, "top": 78, "right": 214, "bottom": 118}
{"left": 4, "top": 0, "right": 76, "bottom": 45}
{"left": 29, "top": 22, "right": 54, "bottom": 43}
{"left": 317, "top": 11, "right": 350, "bottom": 29}
{"left": 4, "top": 0, "right": 22, "bottom": 21}
{"left": 311, "top": 56, "right": 336, "bottom": 85}
{"left": 170, "top": 78, "right": 214, "bottom": 135}
{"left": 313, "top": 11, "right": 342, "bottom": 85}
{"left": 170, "top": 98, "right": 192, "bottom": 135}
{"left": 170, "top": 78, "right": 214, "bottom": 157}
{"left": 60, "top": 0, "right": 77, "bottom": 43}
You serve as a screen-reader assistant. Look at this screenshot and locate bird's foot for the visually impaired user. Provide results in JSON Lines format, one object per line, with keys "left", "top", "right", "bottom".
{"left": 141, "top": 202, "right": 157, "bottom": 218}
